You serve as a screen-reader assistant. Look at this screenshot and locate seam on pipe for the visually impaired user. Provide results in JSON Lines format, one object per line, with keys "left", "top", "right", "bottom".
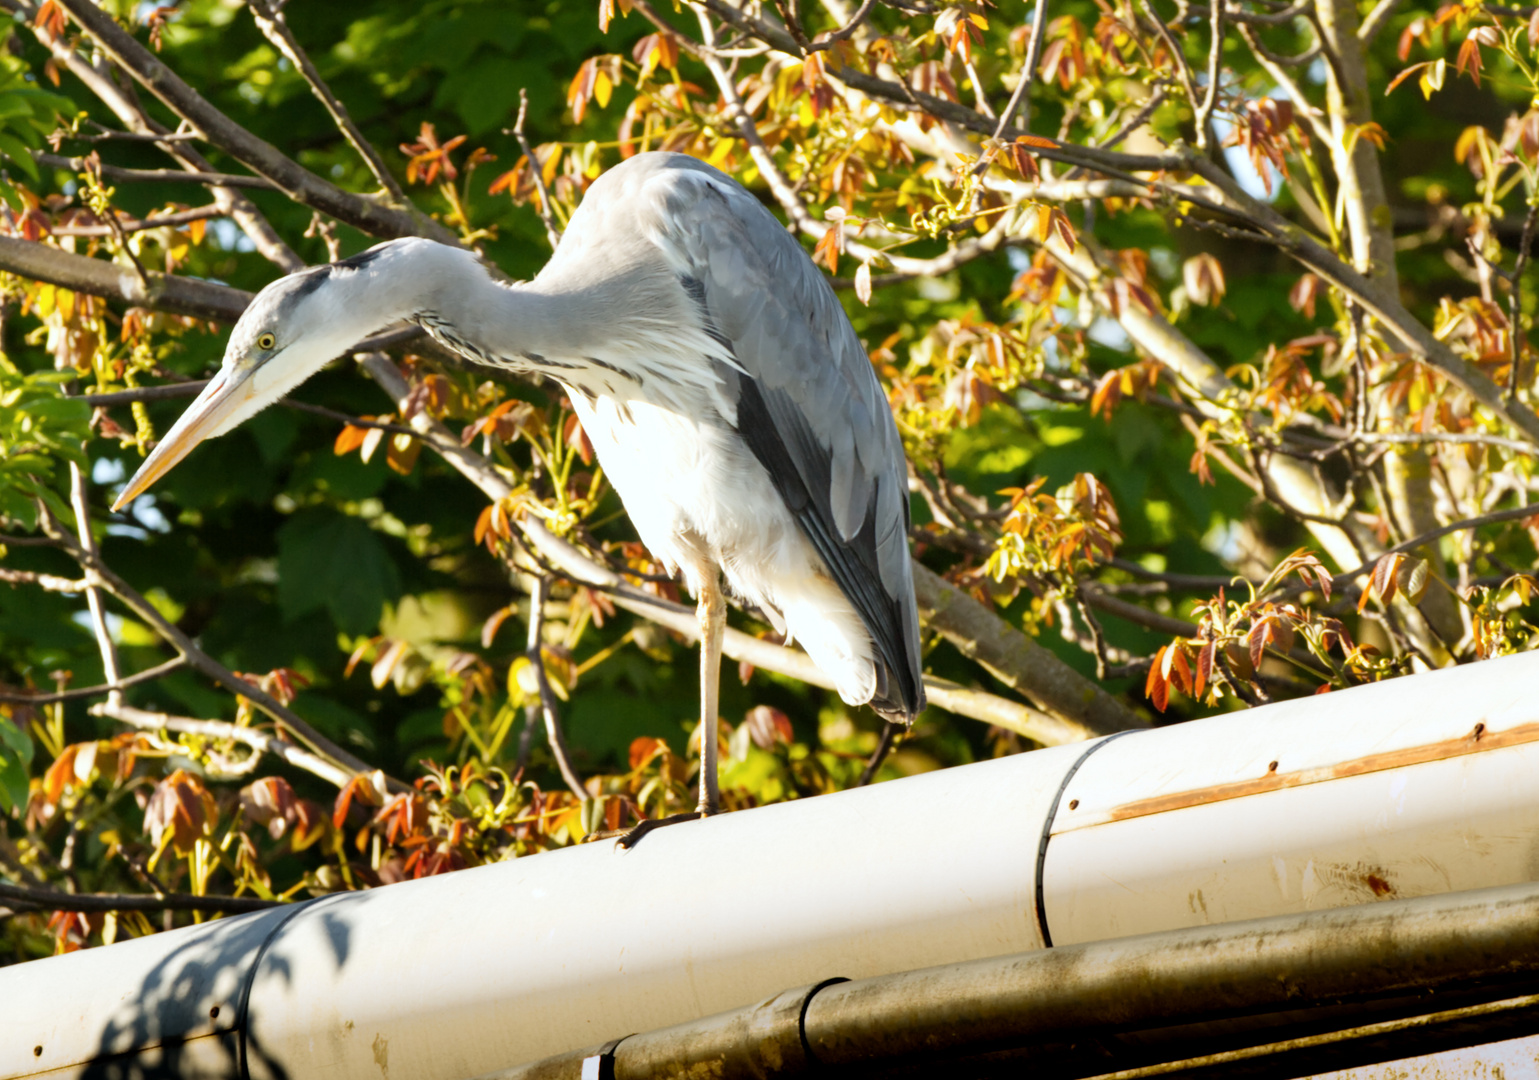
{"left": 1034, "top": 730, "right": 1140, "bottom": 947}
{"left": 235, "top": 894, "right": 336, "bottom": 1080}
{"left": 798, "top": 977, "right": 850, "bottom": 1067}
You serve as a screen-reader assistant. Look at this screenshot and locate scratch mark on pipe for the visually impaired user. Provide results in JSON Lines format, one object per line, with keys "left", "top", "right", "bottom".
{"left": 1103, "top": 719, "right": 1517, "bottom": 825}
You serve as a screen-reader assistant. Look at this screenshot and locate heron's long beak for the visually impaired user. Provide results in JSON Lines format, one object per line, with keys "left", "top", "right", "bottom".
{"left": 111, "top": 366, "right": 259, "bottom": 512}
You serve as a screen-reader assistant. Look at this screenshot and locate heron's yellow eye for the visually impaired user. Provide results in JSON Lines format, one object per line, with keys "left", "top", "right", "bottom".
{"left": 256, "top": 332, "right": 277, "bottom": 351}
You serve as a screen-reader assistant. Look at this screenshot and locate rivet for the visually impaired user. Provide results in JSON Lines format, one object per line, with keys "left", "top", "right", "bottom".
{"left": 1474, "top": 723, "right": 1486, "bottom": 739}
{"left": 210, "top": 1006, "right": 221, "bottom": 1020}
{"left": 33, "top": 1047, "right": 42, "bottom": 1058}
{"left": 1068, "top": 799, "right": 1079, "bottom": 810}
{"left": 1268, "top": 761, "right": 1279, "bottom": 773}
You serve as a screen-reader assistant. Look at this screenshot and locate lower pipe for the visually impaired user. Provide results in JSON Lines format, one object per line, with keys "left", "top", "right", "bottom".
{"left": 485, "top": 880, "right": 1539, "bottom": 1080}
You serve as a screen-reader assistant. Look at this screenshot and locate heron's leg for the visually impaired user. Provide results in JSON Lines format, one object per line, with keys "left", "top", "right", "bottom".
{"left": 696, "top": 568, "right": 726, "bottom": 816}
{"left": 614, "top": 568, "right": 726, "bottom": 850}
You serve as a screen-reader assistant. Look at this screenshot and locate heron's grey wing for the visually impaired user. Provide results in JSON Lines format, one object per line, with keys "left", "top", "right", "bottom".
{"left": 649, "top": 160, "right": 925, "bottom": 718}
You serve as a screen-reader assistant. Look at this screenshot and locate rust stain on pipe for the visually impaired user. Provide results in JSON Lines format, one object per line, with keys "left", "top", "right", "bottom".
{"left": 1101, "top": 719, "right": 1529, "bottom": 825}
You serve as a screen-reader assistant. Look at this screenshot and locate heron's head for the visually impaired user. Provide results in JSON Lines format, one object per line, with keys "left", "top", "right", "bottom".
{"left": 113, "top": 243, "right": 405, "bottom": 511}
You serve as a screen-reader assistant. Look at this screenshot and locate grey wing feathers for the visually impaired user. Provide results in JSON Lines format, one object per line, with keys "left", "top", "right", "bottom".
{"left": 646, "top": 155, "right": 925, "bottom": 720}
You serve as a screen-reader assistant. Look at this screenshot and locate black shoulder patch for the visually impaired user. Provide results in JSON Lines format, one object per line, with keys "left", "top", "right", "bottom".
{"left": 332, "top": 246, "right": 386, "bottom": 273}
{"left": 289, "top": 246, "right": 386, "bottom": 302}
{"left": 287, "top": 265, "right": 333, "bottom": 302}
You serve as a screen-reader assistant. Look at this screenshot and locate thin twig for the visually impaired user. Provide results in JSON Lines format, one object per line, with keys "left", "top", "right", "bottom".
{"left": 527, "top": 576, "right": 586, "bottom": 799}
{"left": 1331, "top": 501, "right": 1539, "bottom": 591}
{"left": 48, "top": 204, "right": 226, "bottom": 237}
{"left": 245, "top": 0, "right": 408, "bottom": 203}
{"left": 0, "top": 657, "right": 185, "bottom": 704}
{"left": 1349, "top": 430, "right": 1535, "bottom": 454}
{"left": 1195, "top": 0, "right": 1225, "bottom": 149}
{"left": 966, "top": 0, "right": 1047, "bottom": 185}
{"left": 1136, "top": 0, "right": 1201, "bottom": 125}
{"left": 1010, "top": 0, "right": 1051, "bottom": 136}
{"left": 65, "top": 123, "right": 202, "bottom": 144}
{"left": 0, "top": 879, "right": 281, "bottom": 914}
{"left": 35, "top": 151, "right": 279, "bottom": 190}
{"left": 279, "top": 400, "right": 425, "bottom": 440}
{"left": 1357, "top": 0, "right": 1404, "bottom": 42}
{"left": 507, "top": 90, "right": 562, "bottom": 251}
{"left": 856, "top": 721, "right": 901, "bottom": 786}
{"left": 1509, "top": 202, "right": 1539, "bottom": 401}
{"left": 1062, "top": 88, "right": 1170, "bottom": 181}
{"left": 69, "top": 461, "right": 123, "bottom": 709}
{"left": 806, "top": 0, "right": 877, "bottom": 51}
{"left": 1074, "top": 595, "right": 1112, "bottom": 680}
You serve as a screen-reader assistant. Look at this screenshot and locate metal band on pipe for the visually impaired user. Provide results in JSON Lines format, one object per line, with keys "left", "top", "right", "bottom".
{"left": 235, "top": 893, "right": 337, "bottom": 1080}
{"left": 1032, "top": 728, "right": 1140, "bottom": 947}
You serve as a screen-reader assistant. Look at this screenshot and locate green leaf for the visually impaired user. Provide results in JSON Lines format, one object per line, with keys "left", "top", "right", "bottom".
{"left": 277, "top": 509, "right": 402, "bottom": 634}
{"left": 0, "top": 719, "right": 33, "bottom": 816}
{"left": 0, "top": 132, "right": 38, "bottom": 182}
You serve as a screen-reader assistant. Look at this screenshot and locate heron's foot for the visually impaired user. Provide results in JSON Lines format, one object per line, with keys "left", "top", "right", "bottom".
{"left": 615, "top": 807, "right": 720, "bottom": 850}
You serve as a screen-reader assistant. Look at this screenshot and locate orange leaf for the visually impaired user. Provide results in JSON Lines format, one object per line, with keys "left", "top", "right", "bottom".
{"left": 334, "top": 424, "right": 369, "bottom": 456}
{"left": 629, "top": 736, "right": 667, "bottom": 770}
{"left": 1145, "top": 645, "right": 1169, "bottom": 711}
{"left": 814, "top": 222, "right": 842, "bottom": 275}
{"left": 481, "top": 606, "right": 515, "bottom": 648}
{"left": 1384, "top": 61, "right": 1429, "bottom": 96}
{"left": 1456, "top": 37, "right": 1483, "bottom": 88}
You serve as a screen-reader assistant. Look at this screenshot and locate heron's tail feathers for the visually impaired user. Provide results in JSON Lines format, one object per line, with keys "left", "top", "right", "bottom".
{"left": 767, "top": 572, "right": 925, "bottom": 724}
{"left": 868, "top": 661, "right": 923, "bottom": 726}
{"left": 773, "top": 575, "right": 880, "bottom": 711}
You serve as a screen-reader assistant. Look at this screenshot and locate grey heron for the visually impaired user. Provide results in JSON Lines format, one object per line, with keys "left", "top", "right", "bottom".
{"left": 113, "top": 151, "right": 926, "bottom": 830}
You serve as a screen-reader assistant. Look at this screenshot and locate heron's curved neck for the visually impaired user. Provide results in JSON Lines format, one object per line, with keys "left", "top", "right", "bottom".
{"left": 325, "top": 238, "right": 719, "bottom": 399}
{"left": 342, "top": 247, "right": 592, "bottom": 371}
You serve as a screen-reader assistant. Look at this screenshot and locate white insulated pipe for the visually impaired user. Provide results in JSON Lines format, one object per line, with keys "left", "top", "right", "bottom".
{"left": 6, "top": 651, "right": 1539, "bottom": 1080}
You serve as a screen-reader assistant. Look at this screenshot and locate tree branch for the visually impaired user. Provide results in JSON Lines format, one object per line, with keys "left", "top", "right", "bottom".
{"left": 0, "top": 566, "right": 88, "bottom": 594}
{"left": 0, "top": 234, "right": 250, "bottom": 321}
{"left": 91, "top": 700, "right": 355, "bottom": 789}
{"left": 909, "top": 564, "right": 1149, "bottom": 736}
{"left": 55, "top": 0, "right": 457, "bottom": 245}
{"left": 1357, "top": 0, "right": 1404, "bottom": 42}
